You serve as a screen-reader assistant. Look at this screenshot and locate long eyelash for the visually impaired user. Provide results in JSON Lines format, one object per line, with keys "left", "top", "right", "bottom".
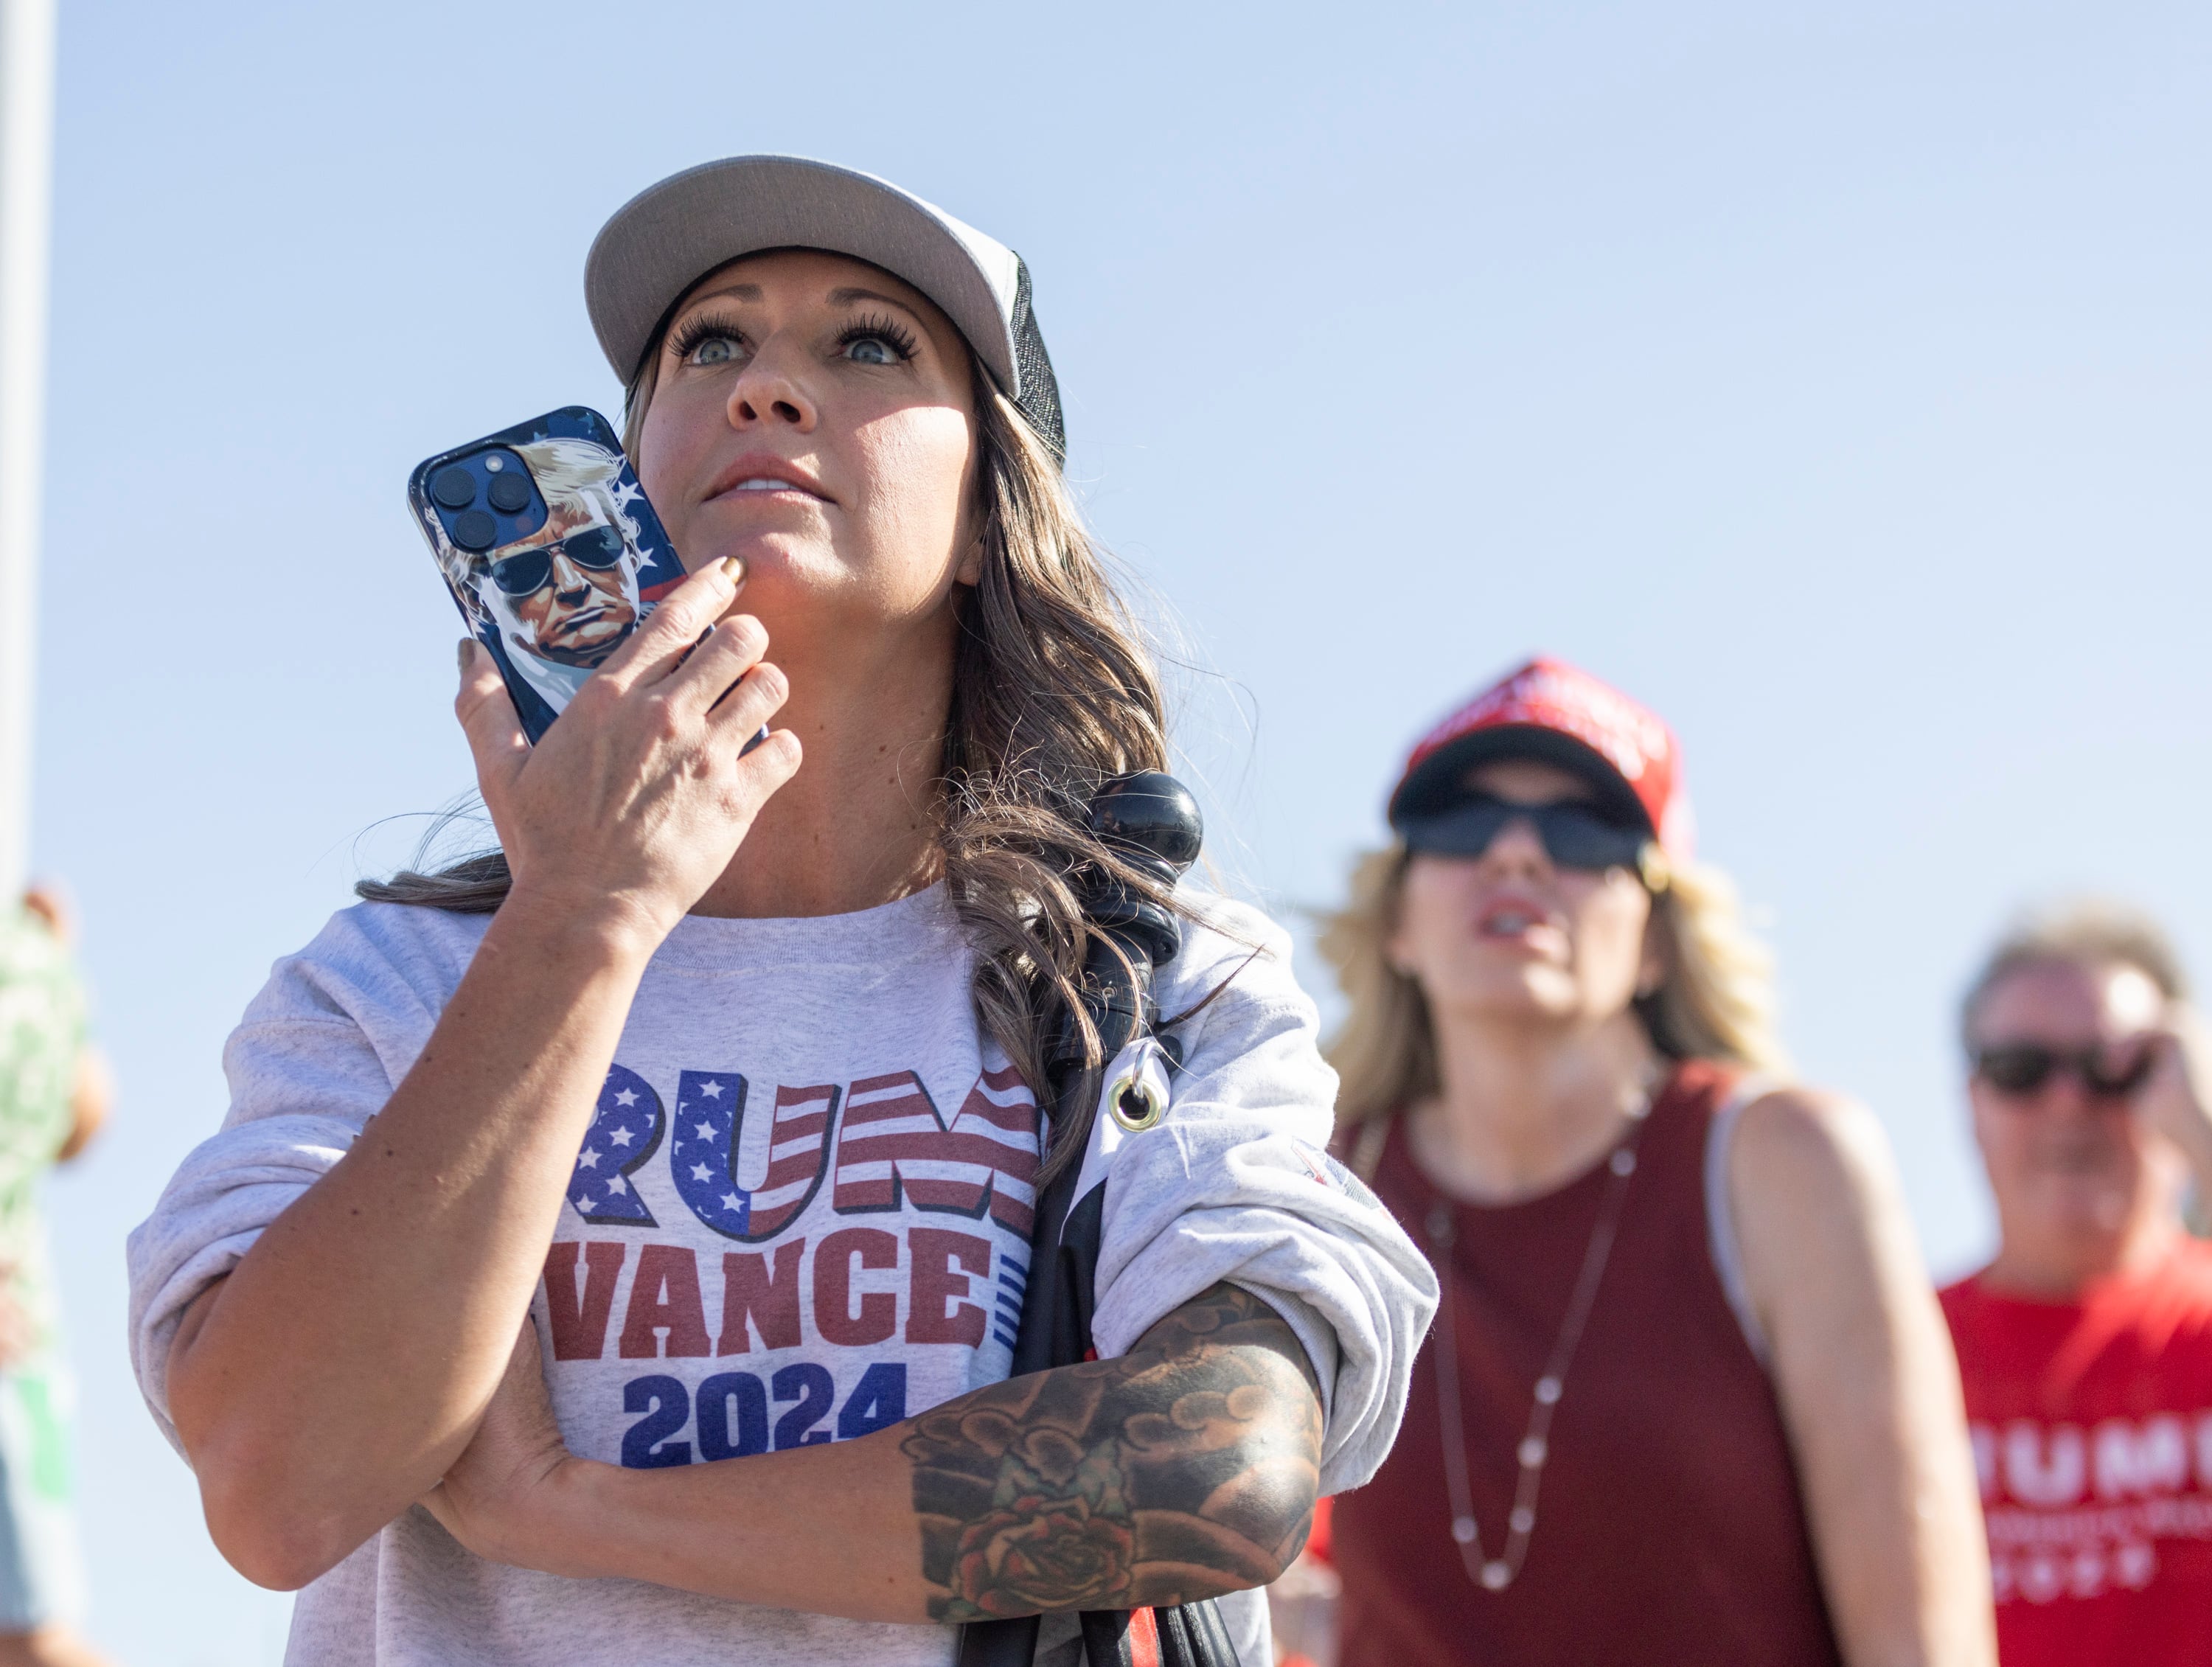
{"left": 667, "top": 310, "right": 747, "bottom": 363}
{"left": 836, "top": 312, "right": 918, "bottom": 360}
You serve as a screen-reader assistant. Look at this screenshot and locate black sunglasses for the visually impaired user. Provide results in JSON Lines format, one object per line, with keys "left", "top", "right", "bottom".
{"left": 488, "top": 526, "right": 626, "bottom": 596}
{"left": 1403, "top": 794, "right": 1649, "bottom": 874}
{"left": 1972, "top": 1042, "right": 2159, "bottom": 1100}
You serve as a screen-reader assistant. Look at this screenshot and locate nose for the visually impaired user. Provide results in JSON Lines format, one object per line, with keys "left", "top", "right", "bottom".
{"left": 2031, "top": 1070, "right": 2098, "bottom": 1123}
{"left": 1476, "top": 815, "right": 1552, "bottom": 877}
{"left": 549, "top": 550, "right": 591, "bottom": 597}
{"left": 726, "top": 336, "right": 818, "bottom": 433}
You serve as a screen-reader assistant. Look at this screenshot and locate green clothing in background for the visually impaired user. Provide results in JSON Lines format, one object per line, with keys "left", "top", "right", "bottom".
{"left": 0, "top": 908, "right": 84, "bottom": 1359}
{"left": 0, "top": 905, "right": 89, "bottom": 1628}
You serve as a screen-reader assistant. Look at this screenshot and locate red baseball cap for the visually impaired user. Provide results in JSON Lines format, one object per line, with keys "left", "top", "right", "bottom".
{"left": 1387, "top": 656, "right": 1695, "bottom": 864}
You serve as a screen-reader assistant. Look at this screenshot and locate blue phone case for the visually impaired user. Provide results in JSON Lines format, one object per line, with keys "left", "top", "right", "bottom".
{"left": 407, "top": 406, "right": 686, "bottom": 742}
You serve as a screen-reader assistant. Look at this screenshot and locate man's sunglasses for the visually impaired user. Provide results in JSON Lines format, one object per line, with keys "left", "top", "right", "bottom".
{"left": 1403, "top": 794, "right": 1649, "bottom": 874}
{"left": 1972, "top": 1043, "right": 2159, "bottom": 1100}
{"left": 488, "top": 526, "right": 626, "bottom": 596}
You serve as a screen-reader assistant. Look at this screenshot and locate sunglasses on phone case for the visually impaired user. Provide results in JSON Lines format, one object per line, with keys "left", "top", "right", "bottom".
{"left": 489, "top": 526, "right": 627, "bottom": 596}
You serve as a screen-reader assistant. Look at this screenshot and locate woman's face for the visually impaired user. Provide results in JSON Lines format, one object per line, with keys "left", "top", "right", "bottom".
{"left": 636, "top": 248, "right": 981, "bottom": 668}
{"left": 1388, "top": 759, "right": 1658, "bottom": 1034}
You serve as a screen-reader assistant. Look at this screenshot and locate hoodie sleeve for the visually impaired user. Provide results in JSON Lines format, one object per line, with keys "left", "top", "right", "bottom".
{"left": 125, "top": 903, "right": 481, "bottom": 1452}
{"left": 1085, "top": 896, "right": 1438, "bottom": 1497}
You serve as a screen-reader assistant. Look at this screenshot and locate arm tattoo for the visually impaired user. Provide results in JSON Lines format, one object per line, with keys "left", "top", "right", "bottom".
{"left": 902, "top": 1282, "right": 1324, "bottom": 1621}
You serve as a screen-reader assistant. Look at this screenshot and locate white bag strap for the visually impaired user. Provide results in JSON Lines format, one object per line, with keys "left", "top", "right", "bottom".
{"left": 1704, "top": 1071, "right": 1782, "bottom": 1368}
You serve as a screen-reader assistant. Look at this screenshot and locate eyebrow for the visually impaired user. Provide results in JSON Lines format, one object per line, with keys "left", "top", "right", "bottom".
{"left": 832, "top": 285, "right": 916, "bottom": 307}
{"left": 681, "top": 281, "right": 923, "bottom": 313}
{"left": 684, "top": 282, "right": 763, "bottom": 307}
{"left": 841, "top": 279, "right": 947, "bottom": 313}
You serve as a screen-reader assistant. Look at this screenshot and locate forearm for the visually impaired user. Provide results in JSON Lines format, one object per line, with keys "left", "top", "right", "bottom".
{"left": 472, "top": 1285, "right": 1323, "bottom": 1624}
{"left": 521, "top": 1435, "right": 925, "bottom": 1620}
{"left": 55, "top": 1045, "right": 111, "bottom": 1162}
{"left": 172, "top": 893, "right": 657, "bottom": 1587}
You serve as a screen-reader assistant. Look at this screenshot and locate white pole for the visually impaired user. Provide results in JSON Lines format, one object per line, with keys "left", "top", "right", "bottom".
{"left": 0, "top": 0, "right": 54, "bottom": 903}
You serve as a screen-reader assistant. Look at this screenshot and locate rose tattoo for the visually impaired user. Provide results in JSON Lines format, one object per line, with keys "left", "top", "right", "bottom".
{"left": 905, "top": 1284, "right": 1324, "bottom": 1621}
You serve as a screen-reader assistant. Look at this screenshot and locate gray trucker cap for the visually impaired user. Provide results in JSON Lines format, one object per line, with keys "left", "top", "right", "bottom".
{"left": 584, "top": 155, "right": 1065, "bottom": 459}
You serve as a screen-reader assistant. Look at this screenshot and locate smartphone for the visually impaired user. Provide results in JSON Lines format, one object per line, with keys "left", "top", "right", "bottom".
{"left": 408, "top": 406, "right": 686, "bottom": 742}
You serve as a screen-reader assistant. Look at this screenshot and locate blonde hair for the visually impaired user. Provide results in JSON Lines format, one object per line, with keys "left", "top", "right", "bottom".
{"left": 1961, "top": 896, "right": 2188, "bottom": 1048}
{"left": 1319, "top": 844, "right": 1788, "bottom": 1127}
{"left": 364, "top": 327, "right": 1180, "bottom": 1182}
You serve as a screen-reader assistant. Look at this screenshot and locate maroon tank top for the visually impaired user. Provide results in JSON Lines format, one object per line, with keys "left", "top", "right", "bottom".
{"left": 1332, "top": 1061, "right": 1842, "bottom": 1667}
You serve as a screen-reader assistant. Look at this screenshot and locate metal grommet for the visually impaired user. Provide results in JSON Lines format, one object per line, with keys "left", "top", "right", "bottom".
{"left": 1107, "top": 1070, "right": 1165, "bottom": 1132}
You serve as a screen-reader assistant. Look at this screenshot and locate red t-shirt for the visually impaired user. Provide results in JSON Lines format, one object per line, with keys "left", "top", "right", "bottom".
{"left": 1942, "top": 1242, "right": 2212, "bottom": 1666}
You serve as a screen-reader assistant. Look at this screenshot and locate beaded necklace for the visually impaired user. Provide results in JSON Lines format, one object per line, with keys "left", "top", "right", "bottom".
{"left": 1420, "top": 1099, "right": 1651, "bottom": 1593}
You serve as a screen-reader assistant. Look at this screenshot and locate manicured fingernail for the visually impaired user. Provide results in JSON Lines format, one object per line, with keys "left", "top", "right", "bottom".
{"left": 456, "top": 639, "right": 474, "bottom": 675}
{"left": 720, "top": 556, "right": 744, "bottom": 582}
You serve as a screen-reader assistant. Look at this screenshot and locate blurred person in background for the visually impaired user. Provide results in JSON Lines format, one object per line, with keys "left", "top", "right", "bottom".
{"left": 1942, "top": 902, "right": 2212, "bottom": 1663}
{"left": 0, "top": 889, "right": 112, "bottom": 1667}
{"left": 1319, "top": 658, "right": 1994, "bottom": 1667}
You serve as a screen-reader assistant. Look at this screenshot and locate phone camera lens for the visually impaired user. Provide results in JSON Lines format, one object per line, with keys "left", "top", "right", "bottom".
{"left": 451, "top": 509, "right": 498, "bottom": 551}
{"left": 486, "top": 473, "right": 531, "bottom": 514}
{"left": 430, "top": 467, "right": 477, "bottom": 509}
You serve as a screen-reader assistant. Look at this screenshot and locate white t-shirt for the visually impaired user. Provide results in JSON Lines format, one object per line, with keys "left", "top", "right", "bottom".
{"left": 128, "top": 885, "right": 1434, "bottom": 1667}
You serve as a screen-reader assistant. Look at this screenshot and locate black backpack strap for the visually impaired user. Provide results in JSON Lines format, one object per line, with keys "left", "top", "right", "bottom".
{"left": 956, "top": 776, "right": 1210, "bottom": 1667}
{"left": 952, "top": 1103, "right": 1119, "bottom": 1667}
{"left": 957, "top": 1615, "right": 1041, "bottom": 1667}
{"left": 959, "top": 1163, "right": 1239, "bottom": 1667}
{"left": 1157, "top": 1598, "right": 1238, "bottom": 1666}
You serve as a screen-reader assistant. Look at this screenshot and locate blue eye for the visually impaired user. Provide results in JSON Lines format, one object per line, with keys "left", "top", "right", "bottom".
{"left": 835, "top": 313, "right": 917, "bottom": 365}
{"left": 668, "top": 312, "right": 749, "bottom": 366}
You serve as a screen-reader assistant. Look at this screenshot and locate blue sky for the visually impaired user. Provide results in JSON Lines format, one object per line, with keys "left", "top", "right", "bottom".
{"left": 27, "top": 1, "right": 2212, "bottom": 1658}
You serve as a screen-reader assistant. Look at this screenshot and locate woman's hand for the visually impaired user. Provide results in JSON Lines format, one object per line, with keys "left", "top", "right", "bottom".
{"left": 422, "top": 1324, "right": 600, "bottom": 1578}
{"left": 461, "top": 555, "right": 803, "bottom": 948}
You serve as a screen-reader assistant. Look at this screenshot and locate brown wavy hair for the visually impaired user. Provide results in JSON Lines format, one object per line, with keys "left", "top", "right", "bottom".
{"left": 362, "top": 345, "right": 1179, "bottom": 1181}
{"left": 1318, "top": 843, "right": 1788, "bottom": 1128}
